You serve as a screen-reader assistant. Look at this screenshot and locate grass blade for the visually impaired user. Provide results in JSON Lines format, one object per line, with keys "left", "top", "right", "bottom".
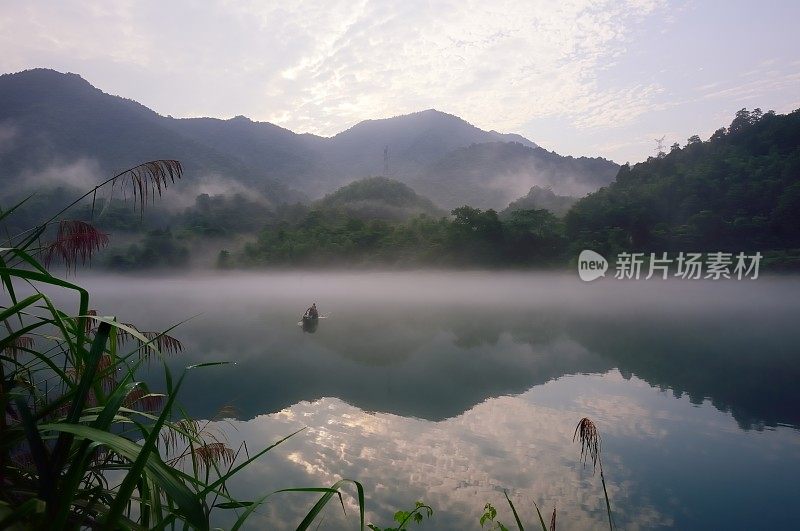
{"left": 503, "top": 490, "right": 525, "bottom": 531}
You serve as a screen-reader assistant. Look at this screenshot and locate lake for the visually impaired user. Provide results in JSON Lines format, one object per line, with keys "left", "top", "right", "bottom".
{"left": 76, "top": 271, "right": 800, "bottom": 530}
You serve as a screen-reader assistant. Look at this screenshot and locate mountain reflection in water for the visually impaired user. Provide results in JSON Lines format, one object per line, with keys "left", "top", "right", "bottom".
{"left": 76, "top": 272, "right": 800, "bottom": 530}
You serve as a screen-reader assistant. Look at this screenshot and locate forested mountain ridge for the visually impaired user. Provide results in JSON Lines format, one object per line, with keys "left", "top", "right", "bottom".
{"left": 316, "top": 177, "right": 444, "bottom": 221}
{"left": 566, "top": 108, "right": 800, "bottom": 264}
{"left": 0, "top": 69, "right": 616, "bottom": 209}
{"left": 412, "top": 141, "right": 617, "bottom": 210}
{"left": 0, "top": 69, "right": 297, "bottom": 205}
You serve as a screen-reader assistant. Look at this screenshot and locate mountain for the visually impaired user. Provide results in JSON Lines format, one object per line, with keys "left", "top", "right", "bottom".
{"left": 0, "top": 69, "right": 298, "bottom": 205}
{"left": 164, "top": 115, "right": 329, "bottom": 191}
{"left": 501, "top": 186, "right": 578, "bottom": 217}
{"left": 411, "top": 142, "right": 618, "bottom": 210}
{"left": 322, "top": 109, "right": 534, "bottom": 179}
{"left": 315, "top": 177, "right": 443, "bottom": 221}
{"left": 0, "top": 69, "right": 617, "bottom": 210}
{"left": 566, "top": 108, "right": 800, "bottom": 263}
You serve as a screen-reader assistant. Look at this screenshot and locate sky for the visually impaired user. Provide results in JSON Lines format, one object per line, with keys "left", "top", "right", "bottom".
{"left": 1, "top": 0, "right": 798, "bottom": 163}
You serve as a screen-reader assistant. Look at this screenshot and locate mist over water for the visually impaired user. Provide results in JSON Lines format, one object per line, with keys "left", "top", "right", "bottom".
{"left": 66, "top": 271, "right": 800, "bottom": 530}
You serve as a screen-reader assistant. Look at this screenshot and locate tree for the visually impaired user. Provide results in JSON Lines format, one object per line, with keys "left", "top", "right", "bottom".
{"left": 729, "top": 108, "right": 752, "bottom": 134}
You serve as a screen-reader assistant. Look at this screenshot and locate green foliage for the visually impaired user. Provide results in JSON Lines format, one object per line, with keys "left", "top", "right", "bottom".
{"left": 480, "top": 503, "right": 508, "bottom": 530}
{"left": 317, "top": 177, "right": 444, "bottom": 221}
{"left": 501, "top": 186, "right": 578, "bottom": 217}
{"left": 238, "top": 206, "right": 567, "bottom": 268}
{"left": 180, "top": 193, "right": 274, "bottom": 235}
{"left": 368, "top": 501, "right": 433, "bottom": 531}
{"left": 566, "top": 108, "right": 800, "bottom": 264}
{"left": 106, "top": 229, "right": 189, "bottom": 269}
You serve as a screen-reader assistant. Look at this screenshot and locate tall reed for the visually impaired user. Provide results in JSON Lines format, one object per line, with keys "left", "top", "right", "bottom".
{"left": 0, "top": 161, "right": 363, "bottom": 529}
{"left": 481, "top": 418, "right": 614, "bottom": 531}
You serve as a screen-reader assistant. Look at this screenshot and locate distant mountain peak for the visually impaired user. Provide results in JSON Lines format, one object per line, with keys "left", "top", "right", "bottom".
{"left": 0, "top": 67, "right": 616, "bottom": 209}
{"left": 1, "top": 68, "right": 95, "bottom": 92}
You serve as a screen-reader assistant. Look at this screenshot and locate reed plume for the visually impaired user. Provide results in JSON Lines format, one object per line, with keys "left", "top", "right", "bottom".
{"left": 44, "top": 220, "right": 109, "bottom": 270}
{"left": 84, "top": 309, "right": 97, "bottom": 333}
{"left": 104, "top": 159, "right": 183, "bottom": 214}
{"left": 123, "top": 388, "right": 165, "bottom": 412}
{"left": 194, "top": 442, "right": 235, "bottom": 470}
{"left": 573, "top": 417, "right": 600, "bottom": 472}
{"left": 3, "top": 335, "right": 34, "bottom": 359}
{"left": 574, "top": 417, "right": 614, "bottom": 530}
{"left": 141, "top": 331, "right": 183, "bottom": 356}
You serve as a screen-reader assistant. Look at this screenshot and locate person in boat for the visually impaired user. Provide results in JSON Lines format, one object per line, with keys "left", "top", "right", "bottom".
{"left": 305, "top": 303, "right": 319, "bottom": 319}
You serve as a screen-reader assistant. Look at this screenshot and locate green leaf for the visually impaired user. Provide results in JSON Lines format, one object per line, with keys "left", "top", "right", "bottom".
{"left": 503, "top": 490, "right": 525, "bottom": 531}
{"left": 39, "top": 423, "right": 205, "bottom": 530}
{"left": 102, "top": 370, "right": 207, "bottom": 530}
{"left": 0, "top": 293, "right": 42, "bottom": 322}
{"left": 532, "top": 499, "right": 549, "bottom": 531}
{"left": 294, "top": 479, "right": 365, "bottom": 531}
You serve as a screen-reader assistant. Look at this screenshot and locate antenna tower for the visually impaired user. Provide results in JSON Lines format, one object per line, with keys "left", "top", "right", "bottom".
{"left": 654, "top": 136, "right": 666, "bottom": 158}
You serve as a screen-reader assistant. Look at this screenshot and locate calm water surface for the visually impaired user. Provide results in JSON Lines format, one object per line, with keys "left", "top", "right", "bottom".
{"left": 76, "top": 272, "right": 800, "bottom": 530}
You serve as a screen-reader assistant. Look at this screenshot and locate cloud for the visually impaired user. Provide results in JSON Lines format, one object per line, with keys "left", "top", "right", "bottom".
{"left": 201, "top": 373, "right": 676, "bottom": 530}
{"left": 0, "top": 0, "right": 666, "bottom": 138}
{"left": 16, "top": 158, "right": 103, "bottom": 192}
{"left": 698, "top": 70, "right": 800, "bottom": 105}
{"left": 0, "top": 121, "right": 17, "bottom": 154}
{"left": 159, "top": 172, "right": 274, "bottom": 210}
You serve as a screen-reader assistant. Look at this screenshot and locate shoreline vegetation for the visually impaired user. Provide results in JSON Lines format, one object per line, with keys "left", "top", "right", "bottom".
{"left": 1, "top": 160, "right": 617, "bottom": 530}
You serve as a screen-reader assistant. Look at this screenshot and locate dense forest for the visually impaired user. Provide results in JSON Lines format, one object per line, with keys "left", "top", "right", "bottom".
{"left": 566, "top": 108, "right": 800, "bottom": 268}
{"left": 236, "top": 206, "right": 565, "bottom": 268}
{"left": 500, "top": 186, "right": 577, "bottom": 217}
{"left": 231, "top": 108, "right": 800, "bottom": 270}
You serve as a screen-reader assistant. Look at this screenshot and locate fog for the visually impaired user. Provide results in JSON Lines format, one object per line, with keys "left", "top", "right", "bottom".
{"left": 75, "top": 269, "right": 800, "bottom": 319}
{"left": 487, "top": 167, "right": 594, "bottom": 205}
{"left": 156, "top": 172, "right": 275, "bottom": 210}
{"left": 12, "top": 157, "right": 102, "bottom": 192}
{"left": 0, "top": 121, "right": 16, "bottom": 154}
{"left": 52, "top": 271, "right": 798, "bottom": 425}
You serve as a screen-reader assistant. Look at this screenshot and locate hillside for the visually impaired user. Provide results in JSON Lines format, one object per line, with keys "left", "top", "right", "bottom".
{"left": 0, "top": 69, "right": 297, "bottom": 205}
{"left": 566, "top": 108, "right": 800, "bottom": 263}
{"left": 412, "top": 142, "right": 618, "bottom": 210}
{"left": 316, "top": 177, "right": 443, "bottom": 221}
{"left": 164, "top": 115, "right": 330, "bottom": 191}
{"left": 321, "top": 109, "right": 538, "bottom": 180}
{"left": 0, "top": 69, "right": 615, "bottom": 210}
{"left": 501, "top": 186, "right": 578, "bottom": 217}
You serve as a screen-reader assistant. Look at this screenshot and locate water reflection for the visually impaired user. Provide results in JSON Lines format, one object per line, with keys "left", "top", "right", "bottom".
{"left": 207, "top": 372, "right": 800, "bottom": 530}
{"left": 77, "top": 272, "right": 799, "bottom": 430}
{"left": 73, "top": 272, "right": 800, "bottom": 529}
{"left": 300, "top": 316, "right": 319, "bottom": 333}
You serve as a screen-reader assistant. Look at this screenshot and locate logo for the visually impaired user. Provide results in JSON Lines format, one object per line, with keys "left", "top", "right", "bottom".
{"left": 578, "top": 250, "right": 608, "bottom": 281}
